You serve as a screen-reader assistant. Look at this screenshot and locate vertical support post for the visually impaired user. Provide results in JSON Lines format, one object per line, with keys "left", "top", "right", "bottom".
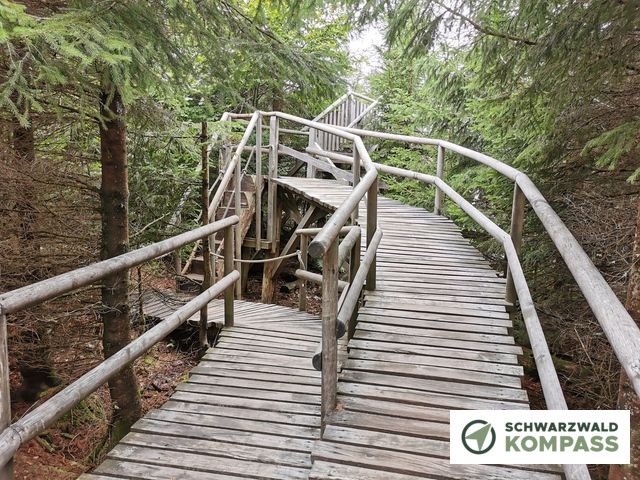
{"left": 0, "top": 313, "right": 14, "bottom": 480}
{"left": 365, "top": 177, "right": 378, "bottom": 291}
{"left": 321, "top": 240, "right": 339, "bottom": 429}
{"left": 268, "top": 115, "right": 279, "bottom": 251}
{"left": 199, "top": 121, "right": 211, "bottom": 347}
{"left": 224, "top": 225, "right": 235, "bottom": 327}
{"left": 307, "top": 128, "right": 317, "bottom": 178}
{"left": 352, "top": 146, "right": 361, "bottom": 221}
{"left": 299, "top": 234, "right": 308, "bottom": 312}
{"left": 434, "top": 145, "right": 445, "bottom": 215}
{"left": 255, "top": 114, "right": 262, "bottom": 250}
{"left": 173, "top": 250, "right": 182, "bottom": 276}
{"left": 234, "top": 145, "right": 242, "bottom": 299}
{"left": 506, "top": 184, "right": 526, "bottom": 306}
{"left": 173, "top": 209, "right": 182, "bottom": 275}
{"left": 348, "top": 232, "right": 361, "bottom": 340}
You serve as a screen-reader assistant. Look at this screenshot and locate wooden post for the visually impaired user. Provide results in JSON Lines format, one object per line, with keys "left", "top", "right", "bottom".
{"left": 348, "top": 232, "right": 361, "bottom": 340}
{"left": 352, "top": 146, "right": 360, "bottom": 221}
{"left": 321, "top": 240, "right": 339, "bottom": 429}
{"left": 307, "top": 128, "right": 317, "bottom": 178}
{"left": 255, "top": 114, "right": 262, "bottom": 250}
{"left": 234, "top": 145, "right": 242, "bottom": 299}
{"left": 506, "top": 183, "right": 526, "bottom": 305}
{"left": 365, "top": 176, "right": 378, "bottom": 290}
{"left": 173, "top": 251, "right": 182, "bottom": 276}
{"left": 199, "top": 121, "right": 211, "bottom": 347}
{"left": 0, "top": 313, "right": 13, "bottom": 480}
{"left": 262, "top": 192, "right": 281, "bottom": 304}
{"left": 173, "top": 207, "right": 182, "bottom": 276}
{"left": 434, "top": 145, "right": 445, "bottom": 215}
{"left": 268, "top": 115, "right": 279, "bottom": 249}
{"left": 224, "top": 225, "right": 234, "bottom": 327}
{"left": 299, "top": 234, "right": 308, "bottom": 312}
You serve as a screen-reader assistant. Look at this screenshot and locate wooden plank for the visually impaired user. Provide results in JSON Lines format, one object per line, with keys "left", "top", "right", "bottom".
{"left": 92, "top": 459, "right": 258, "bottom": 479}
{"left": 348, "top": 349, "right": 523, "bottom": 377}
{"left": 191, "top": 364, "right": 320, "bottom": 383}
{"left": 176, "top": 382, "right": 321, "bottom": 405}
{"left": 340, "top": 370, "right": 528, "bottom": 403}
{"left": 356, "top": 321, "right": 515, "bottom": 345}
{"left": 162, "top": 401, "right": 319, "bottom": 426}
{"left": 328, "top": 410, "right": 449, "bottom": 439}
{"left": 106, "top": 444, "right": 310, "bottom": 480}
{"left": 338, "top": 382, "right": 529, "bottom": 410}
{"left": 122, "top": 431, "right": 312, "bottom": 467}
{"left": 353, "top": 330, "right": 523, "bottom": 356}
{"left": 187, "top": 374, "right": 320, "bottom": 395}
{"left": 321, "top": 426, "right": 562, "bottom": 475}
{"left": 217, "top": 335, "right": 318, "bottom": 353}
{"left": 365, "top": 290, "right": 509, "bottom": 306}
{"left": 348, "top": 338, "right": 519, "bottom": 364}
{"left": 338, "top": 396, "right": 450, "bottom": 423}
{"left": 344, "top": 358, "right": 522, "bottom": 388}
{"left": 358, "top": 307, "right": 513, "bottom": 328}
{"left": 310, "top": 461, "right": 429, "bottom": 480}
{"left": 145, "top": 408, "right": 319, "bottom": 439}
{"left": 311, "top": 442, "right": 561, "bottom": 480}
{"left": 170, "top": 391, "right": 320, "bottom": 415}
{"left": 203, "top": 350, "right": 319, "bottom": 370}
{"left": 220, "top": 329, "right": 320, "bottom": 347}
{"left": 356, "top": 312, "right": 509, "bottom": 335}
{"left": 323, "top": 425, "right": 449, "bottom": 457}
{"left": 363, "top": 300, "right": 510, "bottom": 320}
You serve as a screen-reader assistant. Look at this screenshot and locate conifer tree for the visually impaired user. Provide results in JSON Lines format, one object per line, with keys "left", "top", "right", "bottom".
{"left": 1, "top": 0, "right": 349, "bottom": 444}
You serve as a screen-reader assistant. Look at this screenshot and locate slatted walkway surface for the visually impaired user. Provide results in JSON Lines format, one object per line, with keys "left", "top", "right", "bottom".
{"left": 276, "top": 178, "right": 561, "bottom": 479}
{"left": 81, "top": 301, "right": 323, "bottom": 479}
{"left": 82, "top": 178, "right": 561, "bottom": 479}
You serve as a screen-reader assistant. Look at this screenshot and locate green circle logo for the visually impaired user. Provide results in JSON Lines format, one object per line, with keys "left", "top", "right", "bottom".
{"left": 462, "top": 420, "right": 496, "bottom": 454}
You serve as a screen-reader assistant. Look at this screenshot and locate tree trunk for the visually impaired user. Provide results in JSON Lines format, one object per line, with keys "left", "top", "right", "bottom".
{"left": 610, "top": 200, "right": 640, "bottom": 480}
{"left": 12, "top": 118, "right": 61, "bottom": 400}
{"left": 99, "top": 88, "right": 141, "bottom": 444}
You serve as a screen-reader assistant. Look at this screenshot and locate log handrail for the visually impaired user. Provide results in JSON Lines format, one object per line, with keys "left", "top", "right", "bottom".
{"left": 323, "top": 126, "right": 640, "bottom": 399}
{"left": 302, "top": 144, "right": 592, "bottom": 479}
{"left": 0, "top": 215, "right": 239, "bottom": 314}
{"left": 0, "top": 217, "right": 240, "bottom": 474}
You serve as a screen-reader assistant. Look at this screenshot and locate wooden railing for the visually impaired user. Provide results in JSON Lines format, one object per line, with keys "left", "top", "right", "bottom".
{"left": 225, "top": 110, "right": 381, "bottom": 427}
{"left": 0, "top": 216, "right": 240, "bottom": 478}
{"left": 302, "top": 128, "right": 640, "bottom": 480}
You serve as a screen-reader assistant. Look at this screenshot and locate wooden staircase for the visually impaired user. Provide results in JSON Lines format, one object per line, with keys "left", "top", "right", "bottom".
{"left": 181, "top": 174, "right": 256, "bottom": 289}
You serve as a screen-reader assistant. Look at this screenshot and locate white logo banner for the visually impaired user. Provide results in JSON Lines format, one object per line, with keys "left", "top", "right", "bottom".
{"left": 450, "top": 410, "right": 630, "bottom": 465}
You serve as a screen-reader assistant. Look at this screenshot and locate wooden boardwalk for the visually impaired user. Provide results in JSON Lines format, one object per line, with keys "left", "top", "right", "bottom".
{"left": 82, "top": 178, "right": 561, "bottom": 479}
{"left": 81, "top": 301, "right": 323, "bottom": 479}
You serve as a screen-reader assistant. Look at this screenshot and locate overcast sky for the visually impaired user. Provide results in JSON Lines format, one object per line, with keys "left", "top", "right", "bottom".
{"left": 348, "top": 25, "right": 385, "bottom": 88}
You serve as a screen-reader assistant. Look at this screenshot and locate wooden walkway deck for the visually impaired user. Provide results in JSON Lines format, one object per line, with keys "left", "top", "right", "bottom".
{"left": 82, "top": 178, "right": 561, "bottom": 479}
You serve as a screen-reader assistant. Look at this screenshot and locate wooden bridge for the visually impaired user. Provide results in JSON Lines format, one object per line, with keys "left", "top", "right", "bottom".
{"left": 1, "top": 92, "right": 639, "bottom": 480}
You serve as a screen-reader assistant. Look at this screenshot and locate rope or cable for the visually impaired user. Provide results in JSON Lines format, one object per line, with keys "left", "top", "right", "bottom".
{"left": 210, "top": 250, "right": 302, "bottom": 264}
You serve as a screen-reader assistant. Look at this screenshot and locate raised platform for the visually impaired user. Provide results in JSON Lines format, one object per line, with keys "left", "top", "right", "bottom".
{"left": 82, "top": 179, "right": 560, "bottom": 479}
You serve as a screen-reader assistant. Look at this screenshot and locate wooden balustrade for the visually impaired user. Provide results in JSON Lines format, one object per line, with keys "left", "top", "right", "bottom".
{"left": 0, "top": 218, "right": 240, "bottom": 477}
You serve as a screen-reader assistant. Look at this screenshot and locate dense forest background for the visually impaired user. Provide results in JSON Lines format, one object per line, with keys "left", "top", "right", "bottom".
{"left": 1, "top": 0, "right": 639, "bottom": 478}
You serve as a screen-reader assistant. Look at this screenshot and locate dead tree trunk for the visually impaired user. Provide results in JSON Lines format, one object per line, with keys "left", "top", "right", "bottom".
{"left": 610, "top": 200, "right": 640, "bottom": 480}
{"left": 99, "top": 88, "right": 142, "bottom": 444}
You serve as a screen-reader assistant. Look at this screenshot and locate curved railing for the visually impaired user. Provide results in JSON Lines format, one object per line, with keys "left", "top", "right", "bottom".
{"left": 302, "top": 127, "right": 640, "bottom": 480}
{"left": 334, "top": 125, "right": 640, "bottom": 398}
